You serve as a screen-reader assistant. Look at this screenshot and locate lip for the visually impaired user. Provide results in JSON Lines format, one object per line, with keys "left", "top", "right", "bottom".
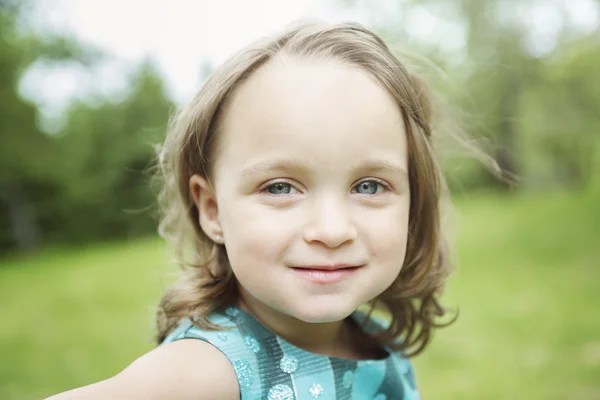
{"left": 295, "top": 264, "right": 355, "bottom": 271}
{"left": 291, "top": 265, "right": 362, "bottom": 284}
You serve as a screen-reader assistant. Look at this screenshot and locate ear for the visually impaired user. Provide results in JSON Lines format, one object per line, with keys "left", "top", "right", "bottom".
{"left": 189, "top": 174, "right": 223, "bottom": 244}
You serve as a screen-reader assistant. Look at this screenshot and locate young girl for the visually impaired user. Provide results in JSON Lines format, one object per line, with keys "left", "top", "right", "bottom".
{"left": 50, "top": 21, "right": 456, "bottom": 400}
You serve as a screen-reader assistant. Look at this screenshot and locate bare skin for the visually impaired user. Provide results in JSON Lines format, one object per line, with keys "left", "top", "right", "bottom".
{"left": 45, "top": 340, "right": 239, "bottom": 399}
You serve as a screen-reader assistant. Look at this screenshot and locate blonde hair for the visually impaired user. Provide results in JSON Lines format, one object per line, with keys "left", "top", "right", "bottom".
{"left": 155, "top": 21, "right": 458, "bottom": 356}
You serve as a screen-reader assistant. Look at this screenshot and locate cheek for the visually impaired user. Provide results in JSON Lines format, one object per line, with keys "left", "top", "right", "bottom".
{"left": 361, "top": 205, "right": 410, "bottom": 266}
{"left": 220, "top": 200, "right": 299, "bottom": 265}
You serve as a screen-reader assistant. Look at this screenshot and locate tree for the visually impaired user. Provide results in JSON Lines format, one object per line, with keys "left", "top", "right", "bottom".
{"left": 0, "top": 2, "right": 174, "bottom": 251}
{"left": 340, "top": 0, "right": 600, "bottom": 190}
{"left": 0, "top": 2, "right": 100, "bottom": 250}
{"left": 50, "top": 61, "right": 174, "bottom": 243}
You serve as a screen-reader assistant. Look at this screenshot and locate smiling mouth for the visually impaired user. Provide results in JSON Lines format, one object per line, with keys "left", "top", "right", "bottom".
{"left": 290, "top": 266, "right": 362, "bottom": 284}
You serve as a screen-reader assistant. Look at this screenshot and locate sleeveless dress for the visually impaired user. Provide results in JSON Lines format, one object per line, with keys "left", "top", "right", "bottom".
{"left": 162, "top": 306, "right": 420, "bottom": 400}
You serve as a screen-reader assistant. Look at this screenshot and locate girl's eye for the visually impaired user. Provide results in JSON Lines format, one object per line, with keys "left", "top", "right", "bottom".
{"left": 354, "top": 180, "right": 387, "bottom": 195}
{"left": 264, "top": 182, "right": 298, "bottom": 195}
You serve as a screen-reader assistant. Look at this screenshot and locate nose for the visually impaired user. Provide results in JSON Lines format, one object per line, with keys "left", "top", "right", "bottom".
{"left": 303, "top": 194, "right": 357, "bottom": 248}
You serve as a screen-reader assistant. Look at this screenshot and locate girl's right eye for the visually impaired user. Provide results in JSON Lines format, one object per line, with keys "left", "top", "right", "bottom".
{"left": 262, "top": 182, "right": 299, "bottom": 195}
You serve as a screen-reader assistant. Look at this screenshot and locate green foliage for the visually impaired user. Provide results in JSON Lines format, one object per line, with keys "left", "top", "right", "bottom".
{"left": 0, "top": 5, "right": 66, "bottom": 249}
{"left": 0, "top": 59, "right": 174, "bottom": 248}
{"left": 519, "top": 37, "right": 600, "bottom": 188}
{"left": 343, "top": 0, "right": 600, "bottom": 192}
{"left": 0, "top": 3, "right": 174, "bottom": 250}
{"left": 43, "top": 62, "right": 174, "bottom": 243}
{"left": 1, "top": 191, "right": 598, "bottom": 399}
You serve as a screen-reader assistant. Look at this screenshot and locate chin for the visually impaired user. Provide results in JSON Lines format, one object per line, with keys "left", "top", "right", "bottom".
{"left": 285, "top": 301, "right": 359, "bottom": 324}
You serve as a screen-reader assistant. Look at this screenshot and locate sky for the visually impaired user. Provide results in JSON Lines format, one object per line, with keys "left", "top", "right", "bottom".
{"left": 21, "top": 0, "right": 359, "bottom": 127}
{"left": 20, "top": 0, "right": 366, "bottom": 131}
{"left": 17, "top": 0, "right": 600, "bottom": 132}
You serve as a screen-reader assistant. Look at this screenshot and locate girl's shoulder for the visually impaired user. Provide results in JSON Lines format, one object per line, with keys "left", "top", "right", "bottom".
{"left": 46, "top": 339, "right": 239, "bottom": 400}
{"left": 119, "top": 338, "right": 240, "bottom": 399}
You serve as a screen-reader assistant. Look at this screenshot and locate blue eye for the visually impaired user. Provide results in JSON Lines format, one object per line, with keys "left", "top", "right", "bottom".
{"left": 354, "top": 180, "right": 386, "bottom": 194}
{"left": 265, "top": 182, "right": 295, "bottom": 195}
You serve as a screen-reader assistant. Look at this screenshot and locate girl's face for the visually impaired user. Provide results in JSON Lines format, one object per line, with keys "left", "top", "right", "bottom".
{"left": 193, "top": 57, "right": 410, "bottom": 324}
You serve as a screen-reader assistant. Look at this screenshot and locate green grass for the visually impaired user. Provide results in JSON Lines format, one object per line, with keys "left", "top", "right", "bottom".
{"left": 1, "top": 188, "right": 599, "bottom": 399}
{"left": 418, "top": 189, "right": 600, "bottom": 399}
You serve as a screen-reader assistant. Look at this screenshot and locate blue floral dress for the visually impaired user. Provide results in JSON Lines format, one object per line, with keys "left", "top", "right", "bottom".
{"left": 162, "top": 307, "right": 420, "bottom": 400}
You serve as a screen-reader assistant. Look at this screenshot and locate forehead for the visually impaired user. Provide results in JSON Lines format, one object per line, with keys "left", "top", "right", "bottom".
{"left": 214, "top": 56, "right": 408, "bottom": 175}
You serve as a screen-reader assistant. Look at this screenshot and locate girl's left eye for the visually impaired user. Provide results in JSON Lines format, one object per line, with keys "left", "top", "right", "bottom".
{"left": 353, "top": 180, "right": 388, "bottom": 195}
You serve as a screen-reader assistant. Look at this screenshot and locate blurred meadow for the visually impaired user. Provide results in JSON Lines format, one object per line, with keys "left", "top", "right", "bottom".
{"left": 1, "top": 0, "right": 599, "bottom": 399}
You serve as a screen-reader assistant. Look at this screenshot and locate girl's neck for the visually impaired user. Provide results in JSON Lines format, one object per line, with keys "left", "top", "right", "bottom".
{"left": 237, "top": 294, "right": 384, "bottom": 360}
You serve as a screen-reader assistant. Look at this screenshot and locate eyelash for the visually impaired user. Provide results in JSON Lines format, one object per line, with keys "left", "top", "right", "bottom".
{"left": 260, "top": 178, "right": 391, "bottom": 195}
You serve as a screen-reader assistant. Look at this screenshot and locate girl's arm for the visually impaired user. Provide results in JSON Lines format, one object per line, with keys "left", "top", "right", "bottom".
{"left": 45, "top": 339, "right": 240, "bottom": 400}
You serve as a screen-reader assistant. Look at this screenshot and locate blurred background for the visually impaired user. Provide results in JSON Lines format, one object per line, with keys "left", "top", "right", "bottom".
{"left": 1, "top": 0, "right": 599, "bottom": 398}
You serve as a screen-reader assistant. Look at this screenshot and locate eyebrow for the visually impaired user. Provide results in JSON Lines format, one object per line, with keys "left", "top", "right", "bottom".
{"left": 239, "top": 159, "right": 309, "bottom": 178}
{"left": 354, "top": 159, "right": 409, "bottom": 178}
{"left": 239, "top": 158, "right": 408, "bottom": 179}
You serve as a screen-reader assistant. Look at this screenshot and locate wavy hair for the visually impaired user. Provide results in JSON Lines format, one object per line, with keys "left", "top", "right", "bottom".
{"left": 154, "top": 20, "right": 470, "bottom": 356}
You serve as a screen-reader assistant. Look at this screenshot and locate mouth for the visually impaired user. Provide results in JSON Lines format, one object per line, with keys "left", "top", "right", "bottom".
{"left": 290, "top": 265, "right": 363, "bottom": 284}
